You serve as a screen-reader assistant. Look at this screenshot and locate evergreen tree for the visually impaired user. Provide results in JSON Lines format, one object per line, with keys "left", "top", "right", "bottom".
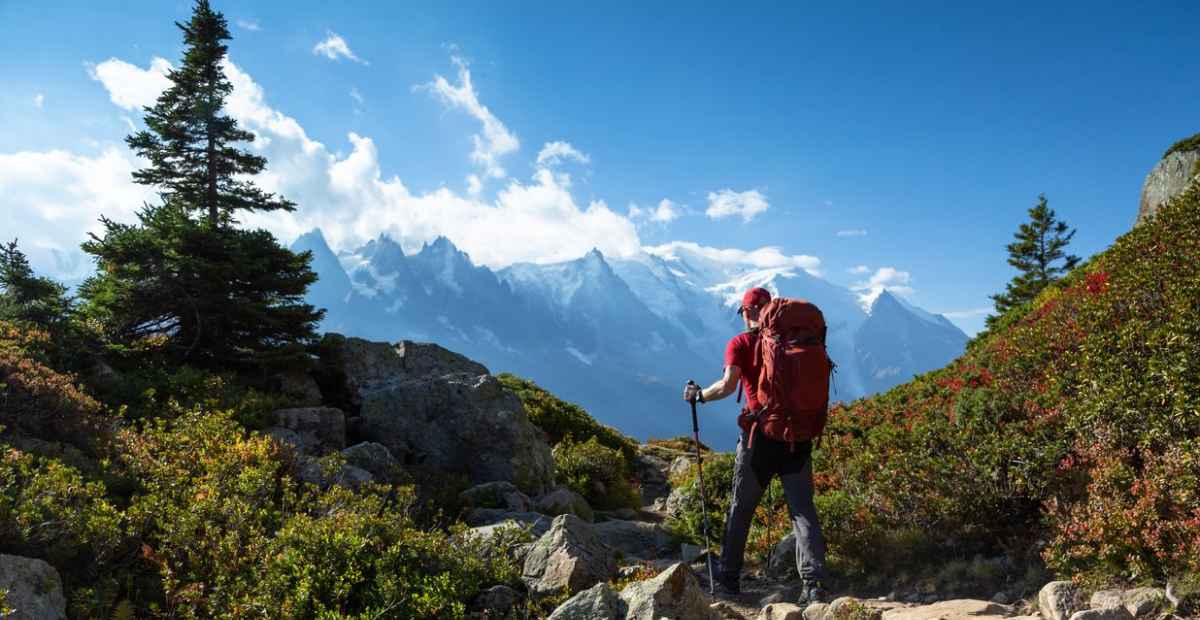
{"left": 0, "top": 239, "right": 72, "bottom": 331}
{"left": 988, "top": 194, "right": 1080, "bottom": 326}
{"left": 80, "top": 0, "right": 322, "bottom": 371}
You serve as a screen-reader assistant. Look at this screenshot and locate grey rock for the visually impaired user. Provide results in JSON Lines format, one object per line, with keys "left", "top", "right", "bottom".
{"left": 359, "top": 372, "right": 554, "bottom": 494}
{"left": 340, "top": 442, "right": 399, "bottom": 481}
{"left": 757, "top": 603, "right": 805, "bottom": 620}
{"left": 272, "top": 407, "right": 346, "bottom": 453}
{"left": 803, "top": 602, "right": 830, "bottom": 620}
{"left": 461, "top": 481, "right": 532, "bottom": 513}
{"left": 881, "top": 599, "right": 1016, "bottom": 620}
{"left": 664, "top": 486, "right": 690, "bottom": 518}
{"left": 618, "top": 562, "right": 719, "bottom": 620}
{"left": 1068, "top": 608, "right": 1133, "bottom": 620}
{"left": 272, "top": 369, "right": 323, "bottom": 407}
{"left": 592, "top": 519, "right": 676, "bottom": 561}
{"left": 632, "top": 449, "right": 672, "bottom": 507}
{"left": 1137, "top": 147, "right": 1200, "bottom": 225}
{"left": 535, "top": 486, "right": 594, "bottom": 522}
{"left": 318, "top": 334, "right": 490, "bottom": 409}
{"left": 548, "top": 582, "right": 626, "bottom": 620}
{"left": 1091, "top": 590, "right": 1124, "bottom": 611}
{"left": 297, "top": 458, "right": 373, "bottom": 489}
{"left": 473, "top": 584, "right": 521, "bottom": 617}
{"left": 1122, "top": 588, "right": 1165, "bottom": 618}
{"left": 465, "top": 510, "right": 553, "bottom": 539}
{"left": 681, "top": 543, "right": 704, "bottom": 564}
{"left": 0, "top": 554, "right": 67, "bottom": 620}
{"left": 522, "top": 514, "right": 617, "bottom": 597}
{"left": 767, "top": 533, "right": 798, "bottom": 579}
{"left": 668, "top": 455, "right": 693, "bottom": 480}
{"left": 1040, "top": 581, "right": 1084, "bottom": 620}
{"left": 759, "top": 591, "right": 789, "bottom": 607}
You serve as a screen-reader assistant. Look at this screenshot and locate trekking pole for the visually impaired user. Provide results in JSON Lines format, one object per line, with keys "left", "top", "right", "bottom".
{"left": 687, "top": 380, "right": 716, "bottom": 596}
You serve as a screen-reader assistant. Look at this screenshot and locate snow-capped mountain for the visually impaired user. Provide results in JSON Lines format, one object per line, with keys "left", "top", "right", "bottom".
{"left": 292, "top": 229, "right": 968, "bottom": 448}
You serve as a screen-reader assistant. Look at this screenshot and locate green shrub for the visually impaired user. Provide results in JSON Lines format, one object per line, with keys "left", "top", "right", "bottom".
{"left": 553, "top": 435, "right": 639, "bottom": 511}
{"left": 498, "top": 373, "right": 637, "bottom": 462}
{"left": 816, "top": 178, "right": 1200, "bottom": 586}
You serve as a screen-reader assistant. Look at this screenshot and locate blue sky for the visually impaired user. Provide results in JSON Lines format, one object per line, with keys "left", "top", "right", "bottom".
{"left": 3, "top": 1, "right": 1198, "bottom": 335}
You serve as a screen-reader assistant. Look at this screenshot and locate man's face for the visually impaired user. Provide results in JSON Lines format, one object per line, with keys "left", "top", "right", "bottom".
{"left": 741, "top": 304, "right": 762, "bottom": 329}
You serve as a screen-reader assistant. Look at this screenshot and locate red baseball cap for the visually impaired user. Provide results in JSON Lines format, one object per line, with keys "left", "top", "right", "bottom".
{"left": 737, "top": 287, "right": 772, "bottom": 314}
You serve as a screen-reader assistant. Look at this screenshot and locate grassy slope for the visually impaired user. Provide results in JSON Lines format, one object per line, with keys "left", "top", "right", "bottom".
{"left": 815, "top": 180, "right": 1200, "bottom": 586}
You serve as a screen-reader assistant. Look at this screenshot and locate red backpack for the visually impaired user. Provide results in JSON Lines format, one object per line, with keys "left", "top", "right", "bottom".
{"left": 741, "top": 298, "right": 834, "bottom": 448}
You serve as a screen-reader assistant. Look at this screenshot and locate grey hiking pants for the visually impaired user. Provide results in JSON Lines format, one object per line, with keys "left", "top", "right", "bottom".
{"left": 719, "top": 429, "right": 827, "bottom": 584}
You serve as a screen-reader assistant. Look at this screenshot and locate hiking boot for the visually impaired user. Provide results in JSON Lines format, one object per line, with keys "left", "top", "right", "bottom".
{"left": 797, "top": 580, "right": 827, "bottom": 605}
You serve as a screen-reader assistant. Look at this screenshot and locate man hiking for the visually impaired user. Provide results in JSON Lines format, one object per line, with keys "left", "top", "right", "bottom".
{"left": 683, "top": 286, "right": 829, "bottom": 604}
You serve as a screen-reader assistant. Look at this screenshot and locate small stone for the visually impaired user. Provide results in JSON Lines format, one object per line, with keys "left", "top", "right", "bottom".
{"left": 803, "top": 602, "right": 829, "bottom": 620}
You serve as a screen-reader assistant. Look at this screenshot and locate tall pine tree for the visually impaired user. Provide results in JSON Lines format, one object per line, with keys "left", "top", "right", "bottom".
{"left": 80, "top": 0, "right": 322, "bottom": 371}
{"left": 988, "top": 194, "right": 1080, "bottom": 326}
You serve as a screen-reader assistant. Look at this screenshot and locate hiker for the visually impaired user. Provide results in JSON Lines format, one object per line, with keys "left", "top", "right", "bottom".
{"left": 682, "top": 286, "right": 829, "bottom": 604}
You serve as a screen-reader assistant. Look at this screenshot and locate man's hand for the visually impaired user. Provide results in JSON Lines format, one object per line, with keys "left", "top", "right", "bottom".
{"left": 683, "top": 382, "right": 702, "bottom": 403}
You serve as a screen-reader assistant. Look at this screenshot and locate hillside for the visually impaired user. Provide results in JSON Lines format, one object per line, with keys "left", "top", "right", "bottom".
{"left": 811, "top": 176, "right": 1200, "bottom": 588}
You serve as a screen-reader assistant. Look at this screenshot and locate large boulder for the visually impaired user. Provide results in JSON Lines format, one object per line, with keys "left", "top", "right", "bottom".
{"left": 1122, "top": 588, "right": 1165, "bottom": 618}
{"left": 1040, "top": 581, "right": 1084, "bottom": 620}
{"left": 523, "top": 514, "right": 617, "bottom": 597}
{"left": 461, "top": 481, "right": 532, "bottom": 513}
{"left": 592, "top": 520, "right": 677, "bottom": 561}
{"left": 359, "top": 371, "right": 554, "bottom": 494}
{"left": 767, "top": 533, "right": 798, "bottom": 579}
{"left": 316, "top": 334, "right": 489, "bottom": 410}
{"left": 340, "top": 442, "right": 400, "bottom": 481}
{"left": 269, "top": 407, "right": 346, "bottom": 454}
{"left": 535, "top": 486, "right": 595, "bottom": 522}
{"left": 548, "top": 582, "right": 626, "bottom": 620}
{"left": 632, "top": 449, "right": 672, "bottom": 508}
{"left": 618, "top": 562, "right": 719, "bottom": 620}
{"left": 0, "top": 554, "right": 67, "bottom": 620}
{"left": 1137, "top": 144, "right": 1200, "bottom": 225}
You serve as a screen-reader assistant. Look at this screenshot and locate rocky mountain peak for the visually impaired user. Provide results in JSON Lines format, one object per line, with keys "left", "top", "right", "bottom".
{"left": 1138, "top": 134, "right": 1200, "bottom": 226}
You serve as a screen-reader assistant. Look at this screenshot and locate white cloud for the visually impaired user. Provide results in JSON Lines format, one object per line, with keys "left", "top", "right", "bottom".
{"left": 851, "top": 267, "right": 914, "bottom": 310}
{"left": 629, "top": 198, "right": 681, "bottom": 223}
{"left": 77, "top": 55, "right": 641, "bottom": 271}
{"left": 0, "top": 146, "right": 154, "bottom": 279}
{"left": 836, "top": 228, "right": 867, "bottom": 237}
{"left": 349, "top": 87, "right": 364, "bottom": 105}
{"left": 88, "top": 57, "right": 172, "bottom": 110}
{"left": 313, "top": 32, "right": 368, "bottom": 65}
{"left": 33, "top": 94, "right": 45, "bottom": 108}
{"left": 646, "top": 241, "right": 821, "bottom": 277}
{"left": 705, "top": 188, "right": 769, "bottom": 222}
{"left": 466, "top": 174, "right": 482, "bottom": 196}
{"left": 537, "top": 141, "right": 590, "bottom": 167}
{"left": 848, "top": 265, "right": 869, "bottom": 275}
{"left": 236, "top": 19, "right": 261, "bottom": 32}
{"left": 418, "top": 56, "right": 519, "bottom": 180}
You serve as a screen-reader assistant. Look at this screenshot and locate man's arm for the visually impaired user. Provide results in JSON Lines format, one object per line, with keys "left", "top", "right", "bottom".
{"left": 683, "top": 365, "right": 742, "bottom": 403}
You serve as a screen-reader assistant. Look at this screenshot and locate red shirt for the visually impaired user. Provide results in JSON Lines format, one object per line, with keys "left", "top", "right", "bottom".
{"left": 724, "top": 331, "right": 761, "bottom": 411}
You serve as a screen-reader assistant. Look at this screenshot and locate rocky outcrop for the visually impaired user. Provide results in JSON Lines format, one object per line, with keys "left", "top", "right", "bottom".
{"left": 632, "top": 449, "right": 672, "bottom": 509}
{"left": 461, "top": 481, "right": 532, "bottom": 513}
{"left": 522, "top": 514, "right": 617, "bottom": 597}
{"left": 535, "top": 486, "right": 594, "bottom": 522}
{"left": 1137, "top": 146, "right": 1200, "bottom": 225}
{"left": 268, "top": 407, "right": 346, "bottom": 455}
{"left": 618, "top": 562, "right": 719, "bottom": 620}
{"left": 1040, "top": 581, "right": 1084, "bottom": 620}
{"left": 0, "top": 554, "right": 67, "bottom": 620}
{"left": 340, "top": 442, "right": 399, "bottom": 481}
{"left": 271, "top": 368, "right": 323, "bottom": 407}
{"left": 319, "top": 334, "right": 555, "bottom": 494}
{"left": 592, "top": 520, "right": 676, "bottom": 561}
{"left": 548, "top": 582, "right": 626, "bottom": 620}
